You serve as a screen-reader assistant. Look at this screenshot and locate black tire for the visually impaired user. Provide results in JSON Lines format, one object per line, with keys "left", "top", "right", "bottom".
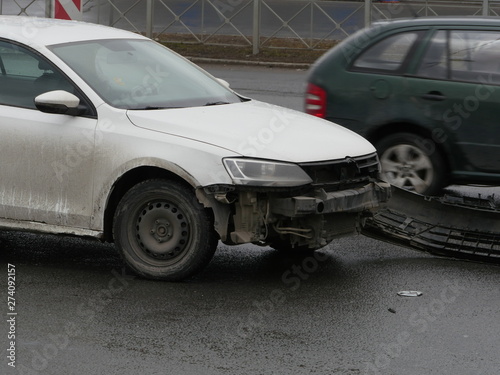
{"left": 375, "top": 133, "right": 447, "bottom": 196}
{"left": 113, "top": 179, "right": 218, "bottom": 281}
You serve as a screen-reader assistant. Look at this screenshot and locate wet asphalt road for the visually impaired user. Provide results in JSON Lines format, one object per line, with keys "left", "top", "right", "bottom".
{"left": 1, "top": 64, "right": 500, "bottom": 375}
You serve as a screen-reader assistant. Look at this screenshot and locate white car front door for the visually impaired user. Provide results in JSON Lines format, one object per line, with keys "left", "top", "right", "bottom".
{"left": 0, "top": 40, "right": 97, "bottom": 229}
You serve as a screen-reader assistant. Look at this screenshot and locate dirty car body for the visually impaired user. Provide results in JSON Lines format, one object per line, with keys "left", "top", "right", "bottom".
{"left": 0, "top": 16, "right": 390, "bottom": 280}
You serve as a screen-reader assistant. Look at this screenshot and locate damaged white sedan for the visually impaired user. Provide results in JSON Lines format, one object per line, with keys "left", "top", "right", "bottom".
{"left": 0, "top": 16, "right": 391, "bottom": 280}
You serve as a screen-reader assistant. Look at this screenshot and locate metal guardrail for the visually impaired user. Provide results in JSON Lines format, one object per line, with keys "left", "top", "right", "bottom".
{"left": 1, "top": 0, "right": 500, "bottom": 53}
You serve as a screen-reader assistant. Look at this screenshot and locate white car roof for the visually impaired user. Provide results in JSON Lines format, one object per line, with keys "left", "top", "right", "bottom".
{"left": 0, "top": 15, "right": 146, "bottom": 47}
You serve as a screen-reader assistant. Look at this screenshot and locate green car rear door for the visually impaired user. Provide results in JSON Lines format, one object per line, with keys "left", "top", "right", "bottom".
{"left": 409, "top": 28, "right": 500, "bottom": 178}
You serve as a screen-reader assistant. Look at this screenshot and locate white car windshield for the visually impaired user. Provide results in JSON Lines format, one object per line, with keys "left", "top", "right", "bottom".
{"left": 50, "top": 39, "right": 242, "bottom": 110}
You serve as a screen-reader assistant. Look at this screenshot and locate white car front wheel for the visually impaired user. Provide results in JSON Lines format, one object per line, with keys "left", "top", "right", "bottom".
{"left": 113, "top": 179, "right": 218, "bottom": 281}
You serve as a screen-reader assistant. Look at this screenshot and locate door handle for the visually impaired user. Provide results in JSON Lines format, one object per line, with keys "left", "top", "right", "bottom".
{"left": 422, "top": 91, "right": 446, "bottom": 101}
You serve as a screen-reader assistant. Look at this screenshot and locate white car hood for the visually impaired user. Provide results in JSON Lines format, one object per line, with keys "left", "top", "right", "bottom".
{"left": 127, "top": 100, "right": 375, "bottom": 163}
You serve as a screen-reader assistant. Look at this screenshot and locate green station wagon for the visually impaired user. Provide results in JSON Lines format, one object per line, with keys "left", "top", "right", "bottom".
{"left": 306, "top": 17, "right": 500, "bottom": 195}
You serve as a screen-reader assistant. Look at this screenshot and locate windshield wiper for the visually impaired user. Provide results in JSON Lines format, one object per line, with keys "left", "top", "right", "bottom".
{"left": 133, "top": 106, "right": 180, "bottom": 110}
{"left": 133, "top": 102, "right": 230, "bottom": 110}
{"left": 204, "top": 101, "right": 230, "bottom": 106}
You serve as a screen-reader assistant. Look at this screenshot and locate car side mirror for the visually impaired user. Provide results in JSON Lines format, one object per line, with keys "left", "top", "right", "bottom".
{"left": 34, "top": 90, "right": 85, "bottom": 116}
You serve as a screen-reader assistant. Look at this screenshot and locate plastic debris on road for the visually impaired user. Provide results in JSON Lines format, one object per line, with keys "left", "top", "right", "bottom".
{"left": 397, "top": 291, "right": 423, "bottom": 297}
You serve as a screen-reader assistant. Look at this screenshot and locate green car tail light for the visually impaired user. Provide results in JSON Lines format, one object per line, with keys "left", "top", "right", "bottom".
{"left": 305, "top": 83, "right": 327, "bottom": 118}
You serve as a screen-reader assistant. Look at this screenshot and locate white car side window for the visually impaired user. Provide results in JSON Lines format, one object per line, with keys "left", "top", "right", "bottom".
{"left": 0, "top": 41, "right": 73, "bottom": 109}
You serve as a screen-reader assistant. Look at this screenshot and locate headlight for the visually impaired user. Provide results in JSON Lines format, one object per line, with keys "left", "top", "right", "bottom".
{"left": 223, "top": 158, "right": 312, "bottom": 187}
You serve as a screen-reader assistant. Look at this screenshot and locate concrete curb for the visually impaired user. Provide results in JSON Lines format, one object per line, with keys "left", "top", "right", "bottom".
{"left": 186, "top": 56, "right": 311, "bottom": 70}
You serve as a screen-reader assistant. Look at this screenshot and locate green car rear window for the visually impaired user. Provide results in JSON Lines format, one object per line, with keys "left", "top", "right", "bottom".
{"left": 352, "top": 31, "right": 419, "bottom": 72}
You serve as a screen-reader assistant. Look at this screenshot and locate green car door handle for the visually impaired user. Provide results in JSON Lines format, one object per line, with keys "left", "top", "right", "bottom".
{"left": 422, "top": 91, "right": 446, "bottom": 101}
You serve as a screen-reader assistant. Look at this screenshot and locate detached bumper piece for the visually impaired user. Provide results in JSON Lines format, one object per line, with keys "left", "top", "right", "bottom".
{"left": 362, "top": 186, "right": 500, "bottom": 263}
{"left": 270, "top": 181, "right": 392, "bottom": 217}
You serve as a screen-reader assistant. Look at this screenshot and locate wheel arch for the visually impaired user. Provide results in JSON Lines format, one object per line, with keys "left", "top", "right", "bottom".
{"left": 102, "top": 166, "right": 198, "bottom": 242}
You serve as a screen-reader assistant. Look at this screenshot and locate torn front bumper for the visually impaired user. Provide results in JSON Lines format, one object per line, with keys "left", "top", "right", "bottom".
{"left": 361, "top": 186, "right": 500, "bottom": 263}
{"left": 270, "top": 180, "right": 392, "bottom": 217}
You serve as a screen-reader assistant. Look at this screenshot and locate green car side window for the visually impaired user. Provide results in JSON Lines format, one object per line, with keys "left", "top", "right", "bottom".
{"left": 418, "top": 29, "right": 500, "bottom": 84}
{"left": 352, "top": 32, "right": 419, "bottom": 72}
{"left": 450, "top": 30, "right": 500, "bottom": 84}
{"left": 416, "top": 30, "right": 448, "bottom": 79}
